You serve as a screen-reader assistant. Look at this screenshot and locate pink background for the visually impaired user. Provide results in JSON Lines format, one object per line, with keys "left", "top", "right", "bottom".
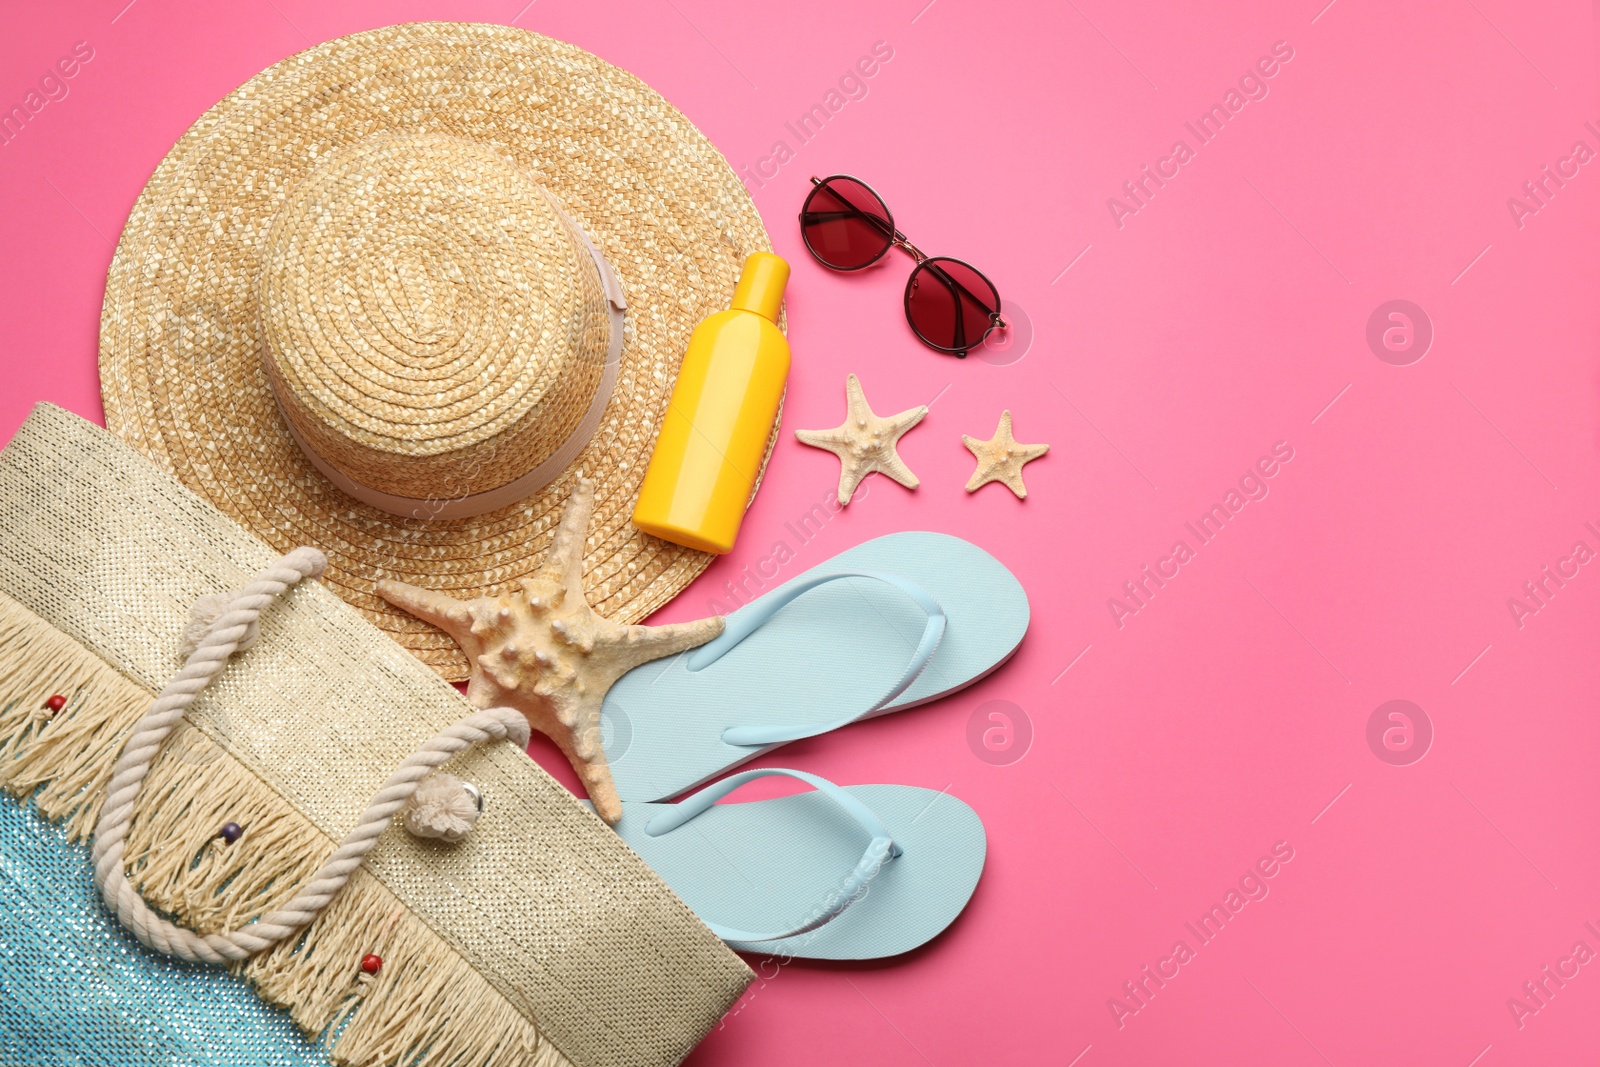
{"left": 4, "top": 1, "right": 1599, "bottom": 1064}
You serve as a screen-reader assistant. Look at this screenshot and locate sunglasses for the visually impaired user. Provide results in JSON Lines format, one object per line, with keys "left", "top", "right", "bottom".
{"left": 799, "top": 174, "right": 1007, "bottom": 357}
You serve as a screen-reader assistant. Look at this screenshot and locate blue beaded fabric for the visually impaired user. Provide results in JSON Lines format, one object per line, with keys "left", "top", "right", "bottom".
{"left": 0, "top": 795, "right": 326, "bottom": 1067}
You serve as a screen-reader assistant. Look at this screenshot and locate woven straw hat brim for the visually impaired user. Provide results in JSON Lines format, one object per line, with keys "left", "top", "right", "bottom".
{"left": 99, "top": 23, "right": 779, "bottom": 680}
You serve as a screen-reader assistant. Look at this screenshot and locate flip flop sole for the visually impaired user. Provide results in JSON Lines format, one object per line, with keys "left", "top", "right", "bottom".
{"left": 605, "top": 532, "right": 1029, "bottom": 802}
{"left": 610, "top": 785, "right": 986, "bottom": 960}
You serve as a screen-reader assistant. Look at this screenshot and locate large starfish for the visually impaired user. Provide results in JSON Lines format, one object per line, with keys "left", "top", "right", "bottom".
{"left": 795, "top": 373, "right": 928, "bottom": 505}
{"left": 376, "top": 479, "right": 724, "bottom": 824}
{"left": 962, "top": 410, "right": 1049, "bottom": 499}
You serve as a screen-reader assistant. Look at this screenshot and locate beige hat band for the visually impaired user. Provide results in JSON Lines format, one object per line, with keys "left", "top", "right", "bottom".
{"left": 270, "top": 208, "right": 628, "bottom": 521}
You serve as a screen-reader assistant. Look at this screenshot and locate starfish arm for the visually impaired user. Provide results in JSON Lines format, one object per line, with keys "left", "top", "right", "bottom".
{"left": 885, "top": 405, "right": 929, "bottom": 441}
{"left": 836, "top": 459, "right": 870, "bottom": 504}
{"left": 540, "top": 476, "right": 595, "bottom": 592}
{"left": 1019, "top": 443, "right": 1051, "bottom": 462}
{"left": 601, "top": 615, "right": 726, "bottom": 675}
{"left": 528, "top": 692, "right": 626, "bottom": 825}
{"left": 961, "top": 433, "right": 983, "bottom": 456}
{"left": 575, "top": 750, "right": 624, "bottom": 825}
{"left": 876, "top": 450, "right": 921, "bottom": 490}
{"left": 375, "top": 579, "right": 475, "bottom": 642}
{"left": 563, "top": 708, "right": 624, "bottom": 825}
{"left": 795, "top": 426, "right": 848, "bottom": 449}
{"left": 844, "top": 372, "right": 870, "bottom": 414}
{"left": 965, "top": 463, "right": 997, "bottom": 492}
{"left": 1001, "top": 470, "right": 1029, "bottom": 498}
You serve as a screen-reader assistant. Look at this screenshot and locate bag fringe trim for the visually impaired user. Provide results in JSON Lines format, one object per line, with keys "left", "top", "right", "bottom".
{"left": 0, "top": 591, "right": 574, "bottom": 1067}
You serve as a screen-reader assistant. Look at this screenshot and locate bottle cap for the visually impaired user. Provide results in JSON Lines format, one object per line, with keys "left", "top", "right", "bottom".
{"left": 730, "top": 252, "right": 789, "bottom": 322}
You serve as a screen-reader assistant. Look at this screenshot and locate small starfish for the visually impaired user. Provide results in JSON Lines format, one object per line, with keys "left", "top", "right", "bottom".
{"left": 376, "top": 479, "right": 723, "bottom": 824}
{"left": 795, "top": 373, "right": 928, "bottom": 505}
{"left": 963, "top": 410, "right": 1049, "bottom": 499}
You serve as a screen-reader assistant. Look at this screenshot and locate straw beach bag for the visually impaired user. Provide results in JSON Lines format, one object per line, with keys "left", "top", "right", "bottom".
{"left": 0, "top": 404, "right": 750, "bottom": 1067}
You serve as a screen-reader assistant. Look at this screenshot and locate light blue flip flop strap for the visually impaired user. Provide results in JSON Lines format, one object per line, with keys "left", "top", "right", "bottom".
{"left": 686, "top": 570, "right": 947, "bottom": 748}
{"left": 642, "top": 768, "right": 901, "bottom": 944}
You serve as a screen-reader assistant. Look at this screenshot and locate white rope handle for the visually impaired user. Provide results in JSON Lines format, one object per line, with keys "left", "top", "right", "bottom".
{"left": 90, "top": 547, "right": 531, "bottom": 965}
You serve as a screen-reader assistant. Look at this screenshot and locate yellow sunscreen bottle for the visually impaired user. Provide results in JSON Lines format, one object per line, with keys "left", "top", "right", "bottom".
{"left": 632, "top": 252, "right": 791, "bottom": 554}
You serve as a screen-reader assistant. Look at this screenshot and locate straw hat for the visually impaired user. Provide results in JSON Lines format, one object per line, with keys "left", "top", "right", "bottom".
{"left": 99, "top": 22, "right": 780, "bottom": 680}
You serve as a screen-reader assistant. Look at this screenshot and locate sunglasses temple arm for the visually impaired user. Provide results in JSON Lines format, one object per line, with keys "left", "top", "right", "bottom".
{"left": 951, "top": 274, "right": 967, "bottom": 352}
{"left": 921, "top": 261, "right": 1003, "bottom": 321}
{"left": 805, "top": 201, "right": 909, "bottom": 250}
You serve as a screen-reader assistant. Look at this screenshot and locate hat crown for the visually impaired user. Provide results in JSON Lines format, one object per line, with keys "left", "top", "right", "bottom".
{"left": 258, "top": 132, "right": 614, "bottom": 512}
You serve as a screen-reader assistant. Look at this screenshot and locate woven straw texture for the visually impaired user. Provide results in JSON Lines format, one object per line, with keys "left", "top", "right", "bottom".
{"left": 99, "top": 22, "right": 781, "bottom": 680}
{"left": 0, "top": 404, "right": 751, "bottom": 1067}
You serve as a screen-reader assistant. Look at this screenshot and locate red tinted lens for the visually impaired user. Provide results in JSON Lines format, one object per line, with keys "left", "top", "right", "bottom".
{"left": 905, "top": 257, "right": 1001, "bottom": 353}
{"left": 800, "top": 177, "right": 894, "bottom": 270}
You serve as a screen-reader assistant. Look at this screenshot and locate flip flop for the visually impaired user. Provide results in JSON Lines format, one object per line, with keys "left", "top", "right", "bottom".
{"left": 604, "top": 532, "right": 1028, "bottom": 802}
{"left": 607, "top": 768, "right": 986, "bottom": 959}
